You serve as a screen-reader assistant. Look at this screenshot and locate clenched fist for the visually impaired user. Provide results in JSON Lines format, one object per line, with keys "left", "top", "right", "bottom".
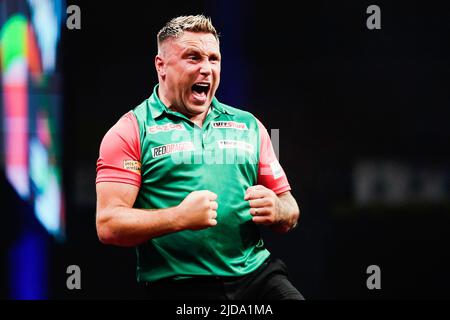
{"left": 177, "top": 190, "right": 218, "bottom": 230}
{"left": 245, "top": 185, "right": 281, "bottom": 225}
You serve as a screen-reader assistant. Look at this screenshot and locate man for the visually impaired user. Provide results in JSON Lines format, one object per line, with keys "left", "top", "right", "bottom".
{"left": 96, "top": 15, "right": 304, "bottom": 300}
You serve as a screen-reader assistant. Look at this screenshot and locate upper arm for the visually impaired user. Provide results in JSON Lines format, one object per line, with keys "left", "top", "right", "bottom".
{"left": 96, "top": 182, "right": 139, "bottom": 214}
{"left": 256, "top": 118, "right": 291, "bottom": 194}
{"left": 96, "top": 112, "right": 142, "bottom": 187}
{"left": 96, "top": 112, "right": 142, "bottom": 221}
{"left": 95, "top": 182, "right": 140, "bottom": 243}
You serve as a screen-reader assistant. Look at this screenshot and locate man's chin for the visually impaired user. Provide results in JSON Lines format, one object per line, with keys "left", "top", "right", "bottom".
{"left": 188, "top": 101, "right": 211, "bottom": 113}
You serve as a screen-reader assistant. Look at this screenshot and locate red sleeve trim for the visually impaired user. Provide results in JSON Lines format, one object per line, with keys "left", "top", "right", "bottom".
{"left": 96, "top": 112, "right": 141, "bottom": 187}
{"left": 256, "top": 118, "right": 291, "bottom": 195}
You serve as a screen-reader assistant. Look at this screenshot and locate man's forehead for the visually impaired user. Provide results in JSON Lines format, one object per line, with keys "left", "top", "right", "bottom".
{"left": 173, "top": 32, "right": 219, "bottom": 50}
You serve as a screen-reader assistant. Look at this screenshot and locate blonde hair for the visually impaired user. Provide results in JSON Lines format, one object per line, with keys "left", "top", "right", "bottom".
{"left": 157, "top": 15, "right": 219, "bottom": 52}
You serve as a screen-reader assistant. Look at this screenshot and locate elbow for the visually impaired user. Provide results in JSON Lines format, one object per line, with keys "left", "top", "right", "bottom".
{"left": 96, "top": 210, "right": 137, "bottom": 247}
{"left": 96, "top": 221, "right": 114, "bottom": 245}
{"left": 96, "top": 212, "right": 116, "bottom": 245}
{"left": 294, "top": 206, "right": 300, "bottom": 226}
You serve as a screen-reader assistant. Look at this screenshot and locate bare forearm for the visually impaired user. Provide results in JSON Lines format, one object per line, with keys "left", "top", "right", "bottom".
{"left": 272, "top": 193, "right": 300, "bottom": 233}
{"left": 96, "top": 206, "right": 182, "bottom": 247}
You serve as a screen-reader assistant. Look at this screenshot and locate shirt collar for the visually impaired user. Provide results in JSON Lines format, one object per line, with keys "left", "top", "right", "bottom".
{"left": 149, "top": 84, "right": 234, "bottom": 119}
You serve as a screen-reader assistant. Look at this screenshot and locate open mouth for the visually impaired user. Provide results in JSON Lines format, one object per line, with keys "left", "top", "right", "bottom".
{"left": 191, "top": 83, "right": 210, "bottom": 101}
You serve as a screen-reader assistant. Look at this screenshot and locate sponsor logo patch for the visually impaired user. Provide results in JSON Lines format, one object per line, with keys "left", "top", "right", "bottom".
{"left": 147, "top": 123, "right": 185, "bottom": 134}
{"left": 212, "top": 121, "right": 248, "bottom": 130}
{"left": 217, "top": 140, "right": 254, "bottom": 153}
{"left": 151, "top": 142, "right": 194, "bottom": 158}
{"left": 270, "top": 160, "right": 284, "bottom": 179}
{"left": 123, "top": 160, "right": 141, "bottom": 174}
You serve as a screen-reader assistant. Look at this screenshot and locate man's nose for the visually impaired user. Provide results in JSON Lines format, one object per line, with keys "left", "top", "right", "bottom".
{"left": 199, "top": 61, "right": 212, "bottom": 76}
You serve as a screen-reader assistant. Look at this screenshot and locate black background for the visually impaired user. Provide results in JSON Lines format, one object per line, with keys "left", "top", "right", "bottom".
{"left": 2, "top": 0, "right": 450, "bottom": 300}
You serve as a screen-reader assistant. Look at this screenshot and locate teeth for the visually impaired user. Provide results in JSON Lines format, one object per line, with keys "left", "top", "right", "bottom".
{"left": 192, "top": 83, "right": 210, "bottom": 96}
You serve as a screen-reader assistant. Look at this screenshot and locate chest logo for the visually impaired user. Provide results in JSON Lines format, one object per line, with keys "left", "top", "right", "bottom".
{"left": 212, "top": 121, "right": 248, "bottom": 130}
{"left": 218, "top": 140, "right": 254, "bottom": 153}
{"left": 151, "top": 142, "right": 194, "bottom": 158}
{"left": 147, "top": 123, "right": 186, "bottom": 134}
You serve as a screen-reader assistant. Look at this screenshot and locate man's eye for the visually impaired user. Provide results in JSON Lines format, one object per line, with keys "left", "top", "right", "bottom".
{"left": 188, "top": 55, "right": 199, "bottom": 61}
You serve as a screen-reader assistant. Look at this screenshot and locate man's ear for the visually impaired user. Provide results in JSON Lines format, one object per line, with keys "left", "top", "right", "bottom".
{"left": 155, "top": 55, "right": 165, "bottom": 77}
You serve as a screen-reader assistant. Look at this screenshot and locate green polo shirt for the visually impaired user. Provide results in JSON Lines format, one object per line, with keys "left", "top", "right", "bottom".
{"left": 132, "top": 85, "right": 270, "bottom": 282}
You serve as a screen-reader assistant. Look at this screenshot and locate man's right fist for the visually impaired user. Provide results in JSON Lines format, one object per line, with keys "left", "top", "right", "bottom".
{"left": 176, "top": 190, "right": 218, "bottom": 230}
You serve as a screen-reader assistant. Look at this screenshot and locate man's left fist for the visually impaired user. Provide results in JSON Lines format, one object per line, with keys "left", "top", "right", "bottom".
{"left": 244, "top": 185, "right": 281, "bottom": 225}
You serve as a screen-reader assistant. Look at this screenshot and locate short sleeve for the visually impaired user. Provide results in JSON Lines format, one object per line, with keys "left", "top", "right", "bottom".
{"left": 256, "top": 118, "right": 291, "bottom": 194}
{"left": 96, "top": 112, "right": 141, "bottom": 187}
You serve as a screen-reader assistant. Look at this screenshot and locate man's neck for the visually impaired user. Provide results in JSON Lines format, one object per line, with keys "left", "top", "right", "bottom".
{"left": 185, "top": 107, "right": 212, "bottom": 128}
{"left": 158, "top": 86, "right": 210, "bottom": 127}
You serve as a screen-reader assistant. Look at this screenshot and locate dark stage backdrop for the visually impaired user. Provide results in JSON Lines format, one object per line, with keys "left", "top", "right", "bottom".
{"left": 2, "top": 0, "right": 449, "bottom": 299}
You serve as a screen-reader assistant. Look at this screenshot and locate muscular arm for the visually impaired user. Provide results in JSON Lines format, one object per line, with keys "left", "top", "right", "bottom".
{"left": 96, "top": 182, "right": 182, "bottom": 247}
{"left": 95, "top": 112, "right": 219, "bottom": 246}
{"left": 270, "top": 191, "right": 300, "bottom": 233}
{"left": 252, "top": 118, "right": 299, "bottom": 232}
{"left": 96, "top": 182, "right": 218, "bottom": 247}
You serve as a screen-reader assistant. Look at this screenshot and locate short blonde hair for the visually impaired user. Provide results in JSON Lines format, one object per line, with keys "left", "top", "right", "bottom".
{"left": 157, "top": 15, "right": 219, "bottom": 51}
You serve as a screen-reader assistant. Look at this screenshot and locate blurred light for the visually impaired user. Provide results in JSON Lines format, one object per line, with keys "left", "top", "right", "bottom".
{"left": 9, "top": 232, "right": 48, "bottom": 299}
{"left": 1, "top": 0, "right": 65, "bottom": 300}
{"left": 27, "top": 0, "right": 63, "bottom": 72}
{"left": 1, "top": 0, "right": 65, "bottom": 238}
